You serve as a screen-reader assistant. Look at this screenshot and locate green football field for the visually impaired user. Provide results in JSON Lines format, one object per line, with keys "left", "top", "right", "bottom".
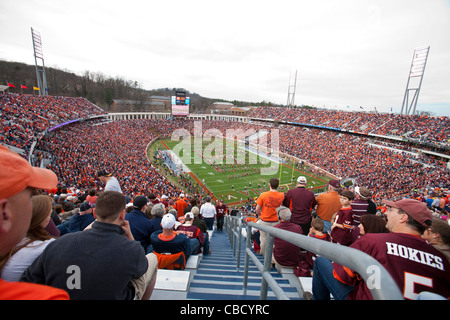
{"left": 153, "top": 138, "right": 331, "bottom": 205}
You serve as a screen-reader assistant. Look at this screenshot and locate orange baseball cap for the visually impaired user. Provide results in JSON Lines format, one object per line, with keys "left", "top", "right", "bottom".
{"left": 0, "top": 146, "right": 58, "bottom": 199}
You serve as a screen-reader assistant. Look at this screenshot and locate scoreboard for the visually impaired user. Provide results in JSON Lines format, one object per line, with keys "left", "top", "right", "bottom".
{"left": 171, "top": 90, "right": 189, "bottom": 116}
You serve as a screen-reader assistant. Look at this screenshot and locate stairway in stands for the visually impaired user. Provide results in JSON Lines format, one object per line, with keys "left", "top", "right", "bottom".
{"left": 186, "top": 228, "right": 301, "bottom": 300}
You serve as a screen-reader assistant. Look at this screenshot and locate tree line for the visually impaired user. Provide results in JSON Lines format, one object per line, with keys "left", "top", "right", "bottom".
{"left": 0, "top": 59, "right": 286, "bottom": 112}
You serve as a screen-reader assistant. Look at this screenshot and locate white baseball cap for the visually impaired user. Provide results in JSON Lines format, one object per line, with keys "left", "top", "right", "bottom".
{"left": 297, "top": 176, "right": 307, "bottom": 184}
{"left": 161, "top": 213, "right": 176, "bottom": 229}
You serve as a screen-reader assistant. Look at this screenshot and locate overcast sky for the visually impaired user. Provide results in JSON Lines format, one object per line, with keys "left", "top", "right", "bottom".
{"left": 1, "top": 0, "right": 449, "bottom": 116}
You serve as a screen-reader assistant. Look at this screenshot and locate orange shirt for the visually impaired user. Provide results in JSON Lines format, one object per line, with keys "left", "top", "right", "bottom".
{"left": 175, "top": 198, "right": 187, "bottom": 218}
{"left": 315, "top": 190, "right": 341, "bottom": 222}
{"left": 257, "top": 190, "right": 285, "bottom": 222}
{"left": 0, "top": 279, "right": 69, "bottom": 300}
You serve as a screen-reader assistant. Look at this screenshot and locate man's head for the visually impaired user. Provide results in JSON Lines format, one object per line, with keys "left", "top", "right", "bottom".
{"left": 328, "top": 180, "right": 341, "bottom": 191}
{"left": 97, "top": 169, "right": 112, "bottom": 184}
{"left": 151, "top": 203, "right": 166, "bottom": 218}
{"left": 191, "top": 206, "right": 200, "bottom": 217}
{"left": 297, "top": 176, "right": 307, "bottom": 186}
{"left": 185, "top": 212, "right": 194, "bottom": 223}
{"left": 382, "top": 198, "right": 432, "bottom": 234}
{"left": 355, "top": 186, "right": 371, "bottom": 200}
{"left": 79, "top": 201, "right": 93, "bottom": 215}
{"left": 270, "top": 178, "right": 280, "bottom": 190}
{"left": 277, "top": 206, "right": 292, "bottom": 222}
{"left": 133, "top": 195, "right": 148, "bottom": 211}
{"left": 0, "top": 146, "right": 58, "bottom": 255}
{"left": 95, "top": 191, "right": 126, "bottom": 223}
{"left": 161, "top": 213, "right": 176, "bottom": 230}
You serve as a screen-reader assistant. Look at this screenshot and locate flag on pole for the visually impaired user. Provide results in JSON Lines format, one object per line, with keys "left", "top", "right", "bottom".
{"left": 7, "top": 83, "right": 15, "bottom": 88}
{"left": 21, "top": 85, "right": 28, "bottom": 89}
{"left": 33, "top": 86, "right": 40, "bottom": 91}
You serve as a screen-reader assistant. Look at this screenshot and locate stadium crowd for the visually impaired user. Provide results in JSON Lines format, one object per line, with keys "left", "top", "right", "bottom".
{"left": 1, "top": 92, "right": 449, "bottom": 300}
{"left": 0, "top": 93, "right": 104, "bottom": 153}
{"left": 250, "top": 106, "right": 450, "bottom": 148}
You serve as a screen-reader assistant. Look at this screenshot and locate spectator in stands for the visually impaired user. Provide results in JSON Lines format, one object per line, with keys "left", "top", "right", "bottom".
{"left": 149, "top": 203, "right": 165, "bottom": 227}
{"left": 151, "top": 213, "right": 191, "bottom": 269}
{"left": 256, "top": 178, "right": 285, "bottom": 256}
{"left": 0, "top": 145, "right": 68, "bottom": 299}
{"left": 97, "top": 169, "right": 122, "bottom": 193}
{"left": 191, "top": 206, "right": 207, "bottom": 233}
{"left": 149, "top": 193, "right": 160, "bottom": 205}
{"left": 422, "top": 218, "right": 450, "bottom": 262}
{"left": 125, "top": 195, "right": 154, "bottom": 253}
{"left": 330, "top": 190, "right": 355, "bottom": 246}
{"left": 22, "top": 191, "right": 158, "bottom": 300}
{"left": 315, "top": 180, "right": 342, "bottom": 234}
{"left": 272, "top": 206, "right": 304, "bottom": 268}
{"left": 177, "top": 212, "right": 205, "bottom": 255}
{"left": 304, "top": 218, "right": 331, "bottom": 272}
{"left": 215, "top": 199, "right": 227, "bottom": 231}
{"left": 308, "top": 218, "right": 331, "bottom": 242}
{"left": 1, "top": 195, "right": 56, "bottom": 282}
{"left": 200, "top": 196, "right": 216, "bottom": 230}
{"left": 351, "top": 186, "right": 371, "bottom": 227}
{"left": 86, "top": 189, "right": 98, "bottom": 205}
{"left": 282, "top": 176, "right": 317, "bottom": 235}
{"left": 312, "top": 198, "right": 450, "bottom": 300}
{"left": 57, "top": 201, "right": 95, "bottom": 236}
{"left": 160, "top": 195, "right": 169, "bottom": 208}
{"left": 175, "top": 193, "right": 188, "bottom": 219}
{"left": 351, "top": 213, "right": 389, "bottom": 242}
{"left": 191, "top": 206, "right": 210, "bottom": 255}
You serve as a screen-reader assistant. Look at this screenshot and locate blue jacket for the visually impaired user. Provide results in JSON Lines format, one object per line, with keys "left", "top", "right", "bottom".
{"left": 125, "top": 209, "right": 155, "bottom": 252}
{"left": 21, "top": 221, "right": 148, "bottom": 300}
{"left": 150, "top": 230, "right": 191, "bottom": 262}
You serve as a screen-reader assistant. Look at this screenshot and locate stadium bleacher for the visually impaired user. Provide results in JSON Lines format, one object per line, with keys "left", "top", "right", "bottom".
{"left": 1, "top": 92, "right": 449, "bottom": 300}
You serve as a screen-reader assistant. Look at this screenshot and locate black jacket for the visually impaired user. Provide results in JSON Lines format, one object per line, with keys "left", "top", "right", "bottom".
{"left": 21, "top": 221, "right": 148, "bottom": 300}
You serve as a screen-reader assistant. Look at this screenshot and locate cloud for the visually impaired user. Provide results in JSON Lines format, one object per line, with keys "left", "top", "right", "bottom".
{"left": 0, "top": 0, "right": 449, "bottom": 115}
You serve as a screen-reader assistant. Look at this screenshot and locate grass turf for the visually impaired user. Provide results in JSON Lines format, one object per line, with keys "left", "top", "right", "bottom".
{"left": 153, "top": 138, "right": 331, "bottom": 205}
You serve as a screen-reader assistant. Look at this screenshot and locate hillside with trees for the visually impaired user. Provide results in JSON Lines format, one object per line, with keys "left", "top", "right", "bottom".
{"left": 0, "top": 60, "right": 283, "bottom": 112}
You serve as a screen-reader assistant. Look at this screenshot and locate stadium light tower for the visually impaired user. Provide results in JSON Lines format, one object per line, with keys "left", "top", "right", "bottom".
{"left": 31, "top": 27, "right": 48, "bottom": 96}
{"left": 287, "top": 70, "right": 297, "bottom": 108}
{"left": 400, "top": 46, "right": 430, "bottom": 115}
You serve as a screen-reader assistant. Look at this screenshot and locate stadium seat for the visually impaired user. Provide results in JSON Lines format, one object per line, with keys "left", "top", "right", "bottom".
{"left": 154, "top": 269, "right": 191, "bottom": 291}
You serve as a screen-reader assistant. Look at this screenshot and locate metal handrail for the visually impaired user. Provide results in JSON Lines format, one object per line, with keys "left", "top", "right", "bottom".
{"left": 225, "top": 215, "right": 243, "bottom": 270}
{"left": 242, "top": 221, "right": 404, "bottom": 300}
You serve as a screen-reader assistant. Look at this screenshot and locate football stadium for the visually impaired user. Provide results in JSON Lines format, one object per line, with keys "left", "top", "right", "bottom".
{"left": 1, "top": 2, "right": 450, "bottom": 307}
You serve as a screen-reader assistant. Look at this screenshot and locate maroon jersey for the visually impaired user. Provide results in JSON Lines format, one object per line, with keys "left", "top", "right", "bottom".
{"left": 273, "top": 221, "right": 304, "bottom": 267}
{"left": 333, "top": 233, "right": 450, "bottom": 300}
{"left": 177, "top": 224, "right": 205, "bottom": 247}
{"left": 282, "top": 187, "right": 317, "bottom": 225}
{"left": 330, "top": 207, "right": 353, "bottom": 245}
{"left": 215, "top": 204, "right": 227, "bottom": 219}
